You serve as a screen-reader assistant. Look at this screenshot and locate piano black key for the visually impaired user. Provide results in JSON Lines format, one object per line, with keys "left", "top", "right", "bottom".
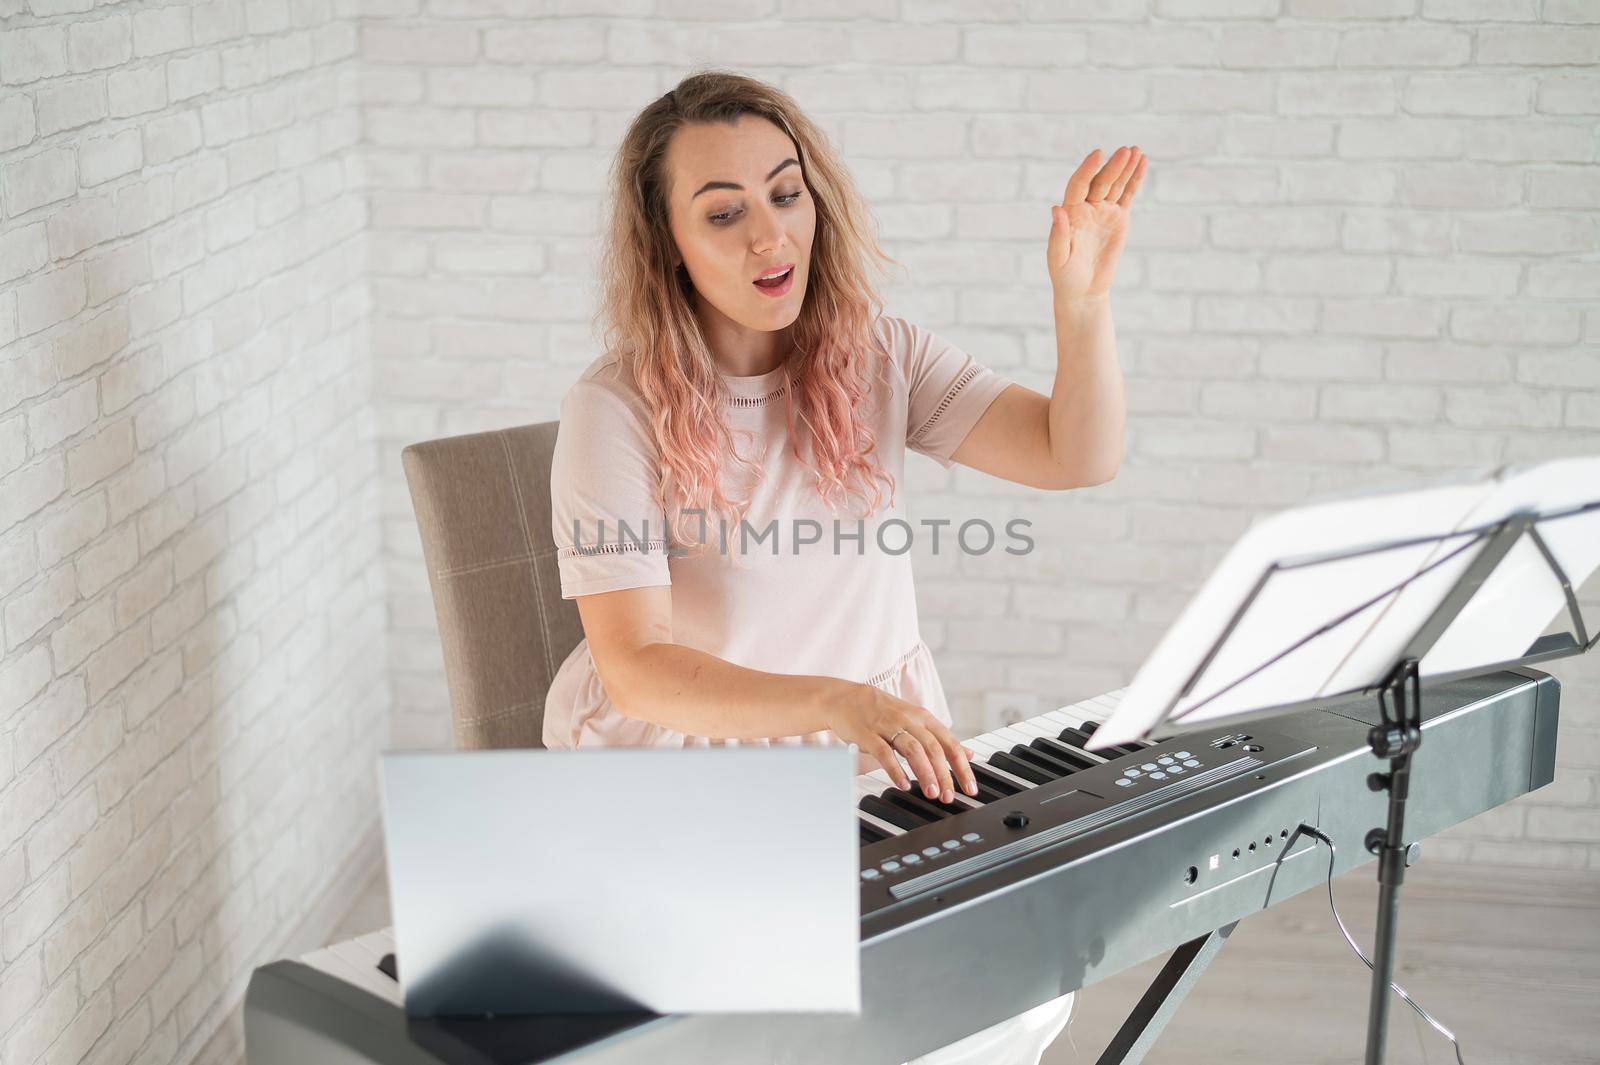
{"left": 1007, "top": 744, "right": 1082, "bottom": 779}
{"left": 972, "top": 784, "right": 1008, "bottom": 805}
{"left": 860, "top": 822, "right": 888, "bottom": 845}
{"left": 1030, "top": 737, "right": 1097, "bottom": 772}
{"left": 1062, "top": 725, "right": 1142, "bottom": 759}
{"left": 882, "top": 789, "right": 955, "bottom": 823}
{"left": 971, "top": 764, "right": 1027, "bottom": 796}
{"left": 859, "top": 795, "right": 928, "bottom": 832}
{"left": 986, "top": 751, "right": 1056, "bottom": 785}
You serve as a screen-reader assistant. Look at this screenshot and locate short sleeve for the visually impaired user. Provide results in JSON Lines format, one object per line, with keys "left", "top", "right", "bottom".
{"left": 550, "top": 377, "right": 673, "bottom": 599}
{"left": 883, "top": 315, "right": 1015, "bottom": 470}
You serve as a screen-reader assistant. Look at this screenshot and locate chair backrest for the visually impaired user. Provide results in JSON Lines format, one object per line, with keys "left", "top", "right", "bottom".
{"left": 401, "top": 422, "right": 583, "bottom": 749}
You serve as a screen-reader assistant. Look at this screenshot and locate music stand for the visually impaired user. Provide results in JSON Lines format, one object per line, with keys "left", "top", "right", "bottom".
{"left": 1084, "top": 456, "right": 1600, "bottom": 1065}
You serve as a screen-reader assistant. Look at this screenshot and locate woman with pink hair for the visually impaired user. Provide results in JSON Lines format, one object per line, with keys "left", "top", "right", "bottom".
{"left": 544, "top": 70, "right": 1143, "bottom": 1064}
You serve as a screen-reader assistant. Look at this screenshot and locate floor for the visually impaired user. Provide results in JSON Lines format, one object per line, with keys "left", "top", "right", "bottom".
{"left": 329, "top": 861, "right": 1600, "bottom": 1065}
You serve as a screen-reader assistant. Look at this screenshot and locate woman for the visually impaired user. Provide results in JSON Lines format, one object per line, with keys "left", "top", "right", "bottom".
{"left": 544, "top": 70, "right": 1142, "bottom": 1065}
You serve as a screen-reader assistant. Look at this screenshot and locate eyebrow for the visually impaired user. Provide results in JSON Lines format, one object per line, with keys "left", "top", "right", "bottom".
{"left": 691, "top": 158, "right": 799, "bottom": 201}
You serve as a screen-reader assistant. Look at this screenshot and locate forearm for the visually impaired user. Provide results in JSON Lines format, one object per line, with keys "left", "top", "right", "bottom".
{"left": 1048, "top": 291, "right": 1125, "bottom": 485}
{"left": 600, "top": 640, "right": 853, "bottom": 741}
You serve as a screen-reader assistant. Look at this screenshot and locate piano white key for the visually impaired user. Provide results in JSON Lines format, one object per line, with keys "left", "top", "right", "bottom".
{"left": 855, "top": 778, "right": 887, "bottom": 800}
{"left": 1010, "top": 720, "right": 1061, "bottom": 740}
{"left": 992, "top": 725, "right": 1049, "bottom": 749}
{"left": 862, "top": 768, "right": 894, "bottom": 790}
{"left": 1042, "top": 709, "right": 1088, "bottom": 730}
{"left": 338, "top": 933, "right": 388, "bottom": 977}
{"left": 963, "top": 736, "right": 1008, "bottom": 758}
{"left": 1047, "top": 701, "right": 1095, "bottom": 725}
{"left": 858, "top": 809, "right": 906, "bottom": 837}
{"left": 354, "top": 929, "right": 396, "bottom": 963}
{"left": 305, "top": 942, "right": 401, "bottom": 1006}
{"left": 1082, "top": 693, "right": 1125, "bottom": 720}
{"left": 328, "top": 938, "right": 396, "bottom": 993}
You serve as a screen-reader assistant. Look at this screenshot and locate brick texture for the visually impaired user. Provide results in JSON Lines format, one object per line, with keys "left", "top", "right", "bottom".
{"left": 0, "top": 4, "right": 386, "bottom": 1065}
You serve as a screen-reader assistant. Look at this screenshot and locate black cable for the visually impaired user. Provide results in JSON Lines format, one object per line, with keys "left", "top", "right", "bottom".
{"left": 1292, "top": 824, "right": 1467, "bottom": 1065}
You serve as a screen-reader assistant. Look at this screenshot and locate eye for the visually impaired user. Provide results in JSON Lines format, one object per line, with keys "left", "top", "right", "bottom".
{"left": 709, "top": 190, "right": 806, "bottom": 225}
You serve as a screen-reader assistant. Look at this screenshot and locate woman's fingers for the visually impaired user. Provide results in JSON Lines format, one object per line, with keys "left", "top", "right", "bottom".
{"left": 907, "top": 726, "right": 957, "bottom": 803}
{"left": 896, "top": 731, "right": 946, "bottom": 802}
{"left": 868, "top": 740, "right": 912, "bottom": 792}
{"left": 1107, "top": 147, "right": 1141, "bottom": 203}
{"left": 933, "top": 726, "right": 979, "bottom": 797}
{"left": 1063, "top": 149, "right": 1100, "bottom": 206}
{"left": 1118, "top": 152, "right": 1147, "bottom": 209}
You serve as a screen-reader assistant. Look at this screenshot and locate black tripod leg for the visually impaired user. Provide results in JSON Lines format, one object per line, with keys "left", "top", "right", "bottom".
{"left": 1094, "top": 921, "right": 1238, "bottom": 1065}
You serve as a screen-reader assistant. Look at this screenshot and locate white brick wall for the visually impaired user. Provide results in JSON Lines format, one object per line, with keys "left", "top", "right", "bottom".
{"left": 3, "top": 3, "right": 1597, "bottom": 1063}
{"left": 361, "top": 0, "right": 1600, "bottom": 876}
{"left": 0, "top": 3, "right": 387, "bottom": 1065}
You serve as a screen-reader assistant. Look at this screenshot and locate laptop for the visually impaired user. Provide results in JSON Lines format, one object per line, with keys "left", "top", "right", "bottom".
{"left": 378, "top": 745, "right": 860, "bottom": 1018}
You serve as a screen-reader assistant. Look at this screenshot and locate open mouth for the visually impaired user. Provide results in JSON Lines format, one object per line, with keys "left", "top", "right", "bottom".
{"left": 752, "top": 264, "right": 795, "bottom": 296}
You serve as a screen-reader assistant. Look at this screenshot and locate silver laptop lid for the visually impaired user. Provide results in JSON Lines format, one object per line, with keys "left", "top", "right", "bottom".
{"left": 378, "top": 745, "right": 860, "bottom": 1017}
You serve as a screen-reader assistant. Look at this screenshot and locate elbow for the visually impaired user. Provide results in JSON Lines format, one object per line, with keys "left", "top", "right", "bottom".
{"left": 1083, "top": 449, "right": 1123, "bottom": 487}
{"left": 1076, "top": 463, "right": 1119, "bottom": 489}
{"left": 1047, "top": 451, "right": 1122, "bottom": 490}
{"left": 588, "top": 644, "right": 641, "bottom": 720}
{"left": 1043, "top": 424, "right": 1123, "bottom": 490}
{"left": 1076, "top": 430, "right": 1125, "bottom": 487}
{"left": 591, "top": 639, "right": 671, "bottom": 721}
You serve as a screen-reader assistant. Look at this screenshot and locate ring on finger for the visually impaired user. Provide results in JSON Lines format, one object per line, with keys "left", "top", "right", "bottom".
{"left": 888, "top": 728, "right": 909, "bottom": 749}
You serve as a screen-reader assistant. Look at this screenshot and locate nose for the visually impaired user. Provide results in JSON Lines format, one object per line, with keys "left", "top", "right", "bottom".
{"left": 749, "top": 200, "right": 786, "bottom": 257}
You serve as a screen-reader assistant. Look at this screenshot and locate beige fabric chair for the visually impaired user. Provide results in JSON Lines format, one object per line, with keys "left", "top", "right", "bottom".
{"left": 401, "top": 422, "right": 584, "bottom": 749}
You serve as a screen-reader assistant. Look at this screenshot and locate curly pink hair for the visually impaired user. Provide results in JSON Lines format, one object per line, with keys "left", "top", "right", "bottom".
{"left": 594, "top": 69, "right": 904, "bottom": 556}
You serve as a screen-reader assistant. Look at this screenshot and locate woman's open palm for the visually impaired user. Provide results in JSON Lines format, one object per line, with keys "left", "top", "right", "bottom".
{"left": 1047, "top": 146, "right": 1146, "bottom": 302}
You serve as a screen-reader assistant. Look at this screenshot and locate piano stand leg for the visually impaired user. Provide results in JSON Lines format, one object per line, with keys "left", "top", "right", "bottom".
{"left": 1092, "top": 922, "right": 1238, "bottom": 1065}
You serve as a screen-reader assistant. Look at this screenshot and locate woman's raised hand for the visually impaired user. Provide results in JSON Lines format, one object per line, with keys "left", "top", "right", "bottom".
{"left": 1047, "top": 145, "right": 1146, "bottom": 303}
{"left": 824, "top": 683, "right": 978, "bottom": 803}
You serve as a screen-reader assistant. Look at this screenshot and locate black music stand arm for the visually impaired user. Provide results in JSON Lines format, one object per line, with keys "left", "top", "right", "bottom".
{"left": 1362, "top": 657, "right": 1421, "bottom": 1065}
{"left": 1359, "top": 512, "right": 1531, "bottom": 1065}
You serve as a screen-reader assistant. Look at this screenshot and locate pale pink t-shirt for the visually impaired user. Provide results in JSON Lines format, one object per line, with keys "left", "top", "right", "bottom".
{"left": 541, "top": 313, "right": 1013, "bottom": 751}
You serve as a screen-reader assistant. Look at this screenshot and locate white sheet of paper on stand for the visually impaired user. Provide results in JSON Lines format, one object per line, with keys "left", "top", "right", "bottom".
{"left": 1084, "top": 457, "right": 1600, "bottom": 752}
{"left": 1423, "top": 456, "right": 1600, "bottom": 676}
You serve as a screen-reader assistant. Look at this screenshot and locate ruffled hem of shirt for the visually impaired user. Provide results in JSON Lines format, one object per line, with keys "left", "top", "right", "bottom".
{"left": 542, "top": 638, "right": 951, "bottom": 751}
